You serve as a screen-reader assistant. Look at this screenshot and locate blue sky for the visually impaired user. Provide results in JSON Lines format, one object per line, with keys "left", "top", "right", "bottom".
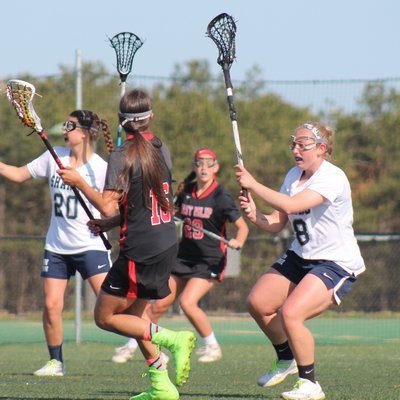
{"left": 1, "top": 0, "right": 399, "bottom": 83}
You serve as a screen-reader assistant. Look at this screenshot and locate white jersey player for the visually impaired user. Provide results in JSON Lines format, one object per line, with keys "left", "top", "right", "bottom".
{"left": 0, "top": 110, "right": 114, "bottom": 377}
{"left": 236, "top": 122, "right": 365, "bottom": 400}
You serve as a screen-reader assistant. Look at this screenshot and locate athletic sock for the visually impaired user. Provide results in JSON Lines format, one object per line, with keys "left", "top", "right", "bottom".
{"left": 146, "top": 354, "right": 166, "bottom": 370}
{"left": 273, "top": 341, "right": 294, "bottom": 361}
{"left": 298, "top": 363, "right": 315, "bottom": 383}
{"left": 202, "top": 332, "right": 218, "bottom": 346}
{"left": 48, "top": 344, "right": 63, "bottom": 362}
{"left": 144, "top": 322, "right": 161, "bottom": 341}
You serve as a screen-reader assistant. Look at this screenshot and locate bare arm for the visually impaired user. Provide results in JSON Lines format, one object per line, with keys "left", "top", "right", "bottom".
{"left": 239, "top": 191, "right": 288, "bottom": 233}
{"left": 57, "top": 167, "right": 119, "bottom": 217}
{"left": 0, "top": 162, "right": 32, "bottom": 183}
{"left": 228, "top": 216, "right": 249, "bottom": 249}
{"left": 235, "top": 164, "right": 325, "bottom": 214}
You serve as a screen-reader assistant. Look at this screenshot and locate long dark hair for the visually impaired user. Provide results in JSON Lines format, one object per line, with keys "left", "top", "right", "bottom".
{"left": 117, "top": 89, "right": 171, "bottom": 212}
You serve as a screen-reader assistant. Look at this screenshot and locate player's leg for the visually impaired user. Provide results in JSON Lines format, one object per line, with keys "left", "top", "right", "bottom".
{"left": 96, "top": 250, "right": 195, "bottom": 387}
{"left": 34, "top": 277, "right": 68, "bottom": 377}
{"left": 247, "top": 270, "right": 298, "bottom": 387}
{"left": 279, "top": 274, "right": 332, "bottom": 400}
{"left": 112, "top": 271, "right": 186, "bottom": 363}
{"left": 178, "top": 277, "right": 221, "bottom": 362}
{"left": 127, "top": 300, "right": 178, "bottom": 400}
{"left": 148, "top": 275, "right": 185, "bottom": 321}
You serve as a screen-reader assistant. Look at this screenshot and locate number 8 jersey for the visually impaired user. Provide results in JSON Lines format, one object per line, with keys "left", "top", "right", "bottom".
{"left": 280, "top": 160, "right": 365, "bottom": 276}
{"left": 27, "top": 147, "right": 107, "bottom": 254}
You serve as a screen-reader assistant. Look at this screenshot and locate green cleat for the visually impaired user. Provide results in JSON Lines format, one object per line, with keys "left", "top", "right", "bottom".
{"left": 130, "top": 368, "right": 179, "bottom": 400}
{"left": 151, "top": 330, "right": 196, "bottom": 386}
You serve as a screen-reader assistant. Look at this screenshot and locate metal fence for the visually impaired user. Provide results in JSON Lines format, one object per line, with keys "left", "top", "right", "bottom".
{"left": 1, "top": 233, "right": 399, "bottom": 315}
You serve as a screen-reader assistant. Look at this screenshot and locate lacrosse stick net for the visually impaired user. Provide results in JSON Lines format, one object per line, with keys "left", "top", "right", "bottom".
{"left": 109, "top": 32, "right": 144, "bottom": 84}
{"left": 7, "top": 80, "right": 43, "bottom": 132}
{"left": 207, "top": 13, "right": 237, "bottom": 70}
{"left": 6, "top": 79, "right": 112, "bottom": 250}
{"left": 109, "top": 32, "right": 144, "bottom": 146}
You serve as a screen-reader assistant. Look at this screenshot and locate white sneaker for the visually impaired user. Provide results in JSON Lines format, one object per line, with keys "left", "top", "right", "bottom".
{"left": 258, "top": 359, "right": 298, "bottom": 387}
{"left": 195, "top": 345, "right": 207, "bottom": 356}
{"left": 112, "top": 343, "right": 137, "bottom": 363}
{"left": 281, "top": 378, "right": 325, "bottom": 400}
{"left": 197, "top": 344, "right": 222, "bottom": 363}
{"left": 33, "top": 359, "right": 65, "bottom": 377}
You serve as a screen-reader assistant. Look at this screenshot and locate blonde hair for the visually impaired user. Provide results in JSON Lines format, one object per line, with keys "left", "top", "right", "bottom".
{"left": 295, "top": 121, "right": 334, "bottom": 160}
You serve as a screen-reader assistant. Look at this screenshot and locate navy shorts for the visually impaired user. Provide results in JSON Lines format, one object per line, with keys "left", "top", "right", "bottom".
{"left": 272, "top": 250, "right": 357, "bottom": 304}
{"left": 101, "top": 244, "right": 178, "bottom": 300}
{"left": 41, "top": 250, "right": 112, "bottom": 280}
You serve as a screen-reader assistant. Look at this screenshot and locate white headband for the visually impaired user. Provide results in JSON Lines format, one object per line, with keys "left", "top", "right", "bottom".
{"left": 303, "top": 123, "right": 327, "bottom": 144}
{"left": 120, "top": 110, "right": 152, "bottom": 126}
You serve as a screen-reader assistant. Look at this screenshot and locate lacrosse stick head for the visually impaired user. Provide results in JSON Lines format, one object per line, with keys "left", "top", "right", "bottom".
{"left": 207, "top": 13, "right": 237, "bottom": 69}
{"left": 6, "top": 80, "right": 43, "bottom": 132}
{"left": 109, "top": 32, "right": 144, "bottom": 82}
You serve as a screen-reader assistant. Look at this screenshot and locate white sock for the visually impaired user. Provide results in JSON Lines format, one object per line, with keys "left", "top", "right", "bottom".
{"left": 202, "top": 332, "right": 218, "bottom": 346}
{"left": 127, "top": 338, "right": 138, "bottom": 348}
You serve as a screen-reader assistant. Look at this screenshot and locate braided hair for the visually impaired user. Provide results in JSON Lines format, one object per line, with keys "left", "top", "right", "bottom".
{"left": 69, "top": 110, "right": 114, "bottom": 154}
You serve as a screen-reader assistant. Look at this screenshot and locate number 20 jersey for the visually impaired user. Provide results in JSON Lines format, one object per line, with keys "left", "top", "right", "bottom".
{"left": 280, "top": 159, "right": 365, "bottom": 276}
{"left": 27, "top": 147, "right": 107, "bottom": 254}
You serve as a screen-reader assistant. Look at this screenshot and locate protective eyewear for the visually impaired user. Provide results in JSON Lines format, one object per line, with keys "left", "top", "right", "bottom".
{"left": 194, "top": 158, "right": 217, "bottom": 168}
{"left": 62, "top": 120, "right": 90, "bottom": 133}
{"left": 289, "top": 135, "right": 317, "bottom": 151}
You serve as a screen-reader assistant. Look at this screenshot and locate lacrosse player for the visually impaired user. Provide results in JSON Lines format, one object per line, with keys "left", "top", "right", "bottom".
{"left": 0, "top": 110, "right": 114, "bottom": 377}
{"left": 60, "top": 89, "right": 195, "bottom": 399}
{"left": 235, "top": 122, "right": 365, "bottom": 400}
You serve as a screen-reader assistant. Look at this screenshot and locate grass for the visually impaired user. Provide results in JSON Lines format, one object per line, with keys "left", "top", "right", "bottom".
{"left": 0, "top": 316, "right": 399, "bottom": 399}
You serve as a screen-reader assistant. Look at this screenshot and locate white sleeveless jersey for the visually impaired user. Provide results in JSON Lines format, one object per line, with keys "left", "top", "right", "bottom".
{"left": 280, "top": 160, "right": 365, "bottom": 275}
{"left": 27, "top": 147, "right": 108, "bottom": 254}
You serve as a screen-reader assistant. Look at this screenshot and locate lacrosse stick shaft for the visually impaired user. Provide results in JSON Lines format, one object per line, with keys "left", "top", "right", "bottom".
{"left": 38, "top": 132, "right": 112, "bottom": 250}
{"left": 222, "top": 68, "right": 248, "bottom": 198}
{"left": 116, "top": 81, "right": 127, "bottom": 146}
{"left": 174, "top": 217, "right": 240, "bottom": 250}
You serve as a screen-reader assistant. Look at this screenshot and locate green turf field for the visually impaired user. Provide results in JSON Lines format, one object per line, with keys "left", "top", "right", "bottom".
{"left": 0, "top": 316, "right": 399, "bottom": 399}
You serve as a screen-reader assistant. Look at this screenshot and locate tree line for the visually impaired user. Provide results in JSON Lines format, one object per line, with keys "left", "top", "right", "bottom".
{"left": 0, "top": 60, "right": 399, "bottom": 313}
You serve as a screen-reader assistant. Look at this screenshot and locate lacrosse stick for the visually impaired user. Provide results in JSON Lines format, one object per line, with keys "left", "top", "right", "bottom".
{"left": 207, "top": 13, "right": 247, "bottom": 198}
{"left": 6, "top": 79, "right": 112, "bottom": 250}
{"left": 109, "top": 31, "right": 144, "bottom": 146}
{"left": 174, "top": 217, "right": 240, "bottom": 250}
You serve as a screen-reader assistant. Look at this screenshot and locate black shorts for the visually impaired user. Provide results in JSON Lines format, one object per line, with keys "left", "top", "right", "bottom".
{"left": 172, "top": 258, "right": 224, "bottom": 281}
{"left": 272, "top": 250, "right": 357, "bottom": 305}
{"left": 102, "top": 244, "right": 178, "bottom": 300}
